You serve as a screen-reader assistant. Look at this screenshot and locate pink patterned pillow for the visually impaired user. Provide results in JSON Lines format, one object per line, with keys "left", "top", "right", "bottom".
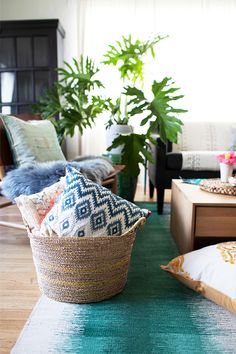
{"left": 15, "top": 178, "right": 65, "bottom": 232}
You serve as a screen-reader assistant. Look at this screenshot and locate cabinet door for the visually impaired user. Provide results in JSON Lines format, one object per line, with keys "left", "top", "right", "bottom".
{"left": 0, "top": 20, "right": 64, "bottom": 114}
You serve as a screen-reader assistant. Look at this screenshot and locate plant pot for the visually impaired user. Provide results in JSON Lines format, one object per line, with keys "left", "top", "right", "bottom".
{"left": 220, "top": 163, "right": 233, "bottom": 183}
{"left": 117, "top": 173, "right": 137, "bottom": 202}
{"left": 106, "top": 153, "right": 137, "bottom": 202}
{"left": 106, "top": 124, "right": 133, "bottom": 154}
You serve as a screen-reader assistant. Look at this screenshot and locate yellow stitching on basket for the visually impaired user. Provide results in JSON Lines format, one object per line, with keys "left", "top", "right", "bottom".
{"left": 40, "top": 273, "right": 126, "bottom": 287}
{"left": 37, "top": 257, "right": 129, "bottom": 273}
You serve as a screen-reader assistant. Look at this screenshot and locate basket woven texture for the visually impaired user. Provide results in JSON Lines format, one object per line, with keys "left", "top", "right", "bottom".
{"left": 29, "top": 217, "right": 146, "bottom": 303}
{"left": 200, "top": 179, "right": 236, "bottom": 196}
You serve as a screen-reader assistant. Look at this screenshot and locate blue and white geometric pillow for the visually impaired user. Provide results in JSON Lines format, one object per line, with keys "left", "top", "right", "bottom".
{"left": 40, "top": 165, "right": 150, "bottom": 237}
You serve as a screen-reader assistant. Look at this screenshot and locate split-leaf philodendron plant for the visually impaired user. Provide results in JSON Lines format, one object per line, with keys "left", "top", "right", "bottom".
{"left": 33, "top": 56, "right": 108, "bottom": 144}
{"left": 103, "top": 34, "right": 187, "bottom": 177}
{"left": 34, "top": 35, "right": 187, "bottom": 178}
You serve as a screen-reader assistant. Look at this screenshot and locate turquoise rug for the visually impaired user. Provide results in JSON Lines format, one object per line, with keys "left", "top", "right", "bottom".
{"left": 12, "top": 203, "right": 236, "bottom": 354}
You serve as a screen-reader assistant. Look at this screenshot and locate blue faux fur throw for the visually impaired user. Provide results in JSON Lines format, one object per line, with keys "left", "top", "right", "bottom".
{"left": 1, "top": 157, "right": 114, "bottom": 202}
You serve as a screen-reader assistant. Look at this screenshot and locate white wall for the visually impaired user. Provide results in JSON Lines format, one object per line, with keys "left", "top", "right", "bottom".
{"left": 0, "top": 0, "right": 80, "bottom": 159}
{"left": 0, "top": 0, "right": 78, "bottom": 62}
{"left": 78, "top": 0, "right": 236, "bottom": 157}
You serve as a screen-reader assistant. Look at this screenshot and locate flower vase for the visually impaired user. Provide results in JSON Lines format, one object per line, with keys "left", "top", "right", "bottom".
{"left": 220, "top": 163, "right": 233, "bottom": 183}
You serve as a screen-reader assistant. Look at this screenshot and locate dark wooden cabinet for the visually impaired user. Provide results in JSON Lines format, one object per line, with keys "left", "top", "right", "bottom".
{"left": 0, "top": 19, "right": 65, "bottom": 114}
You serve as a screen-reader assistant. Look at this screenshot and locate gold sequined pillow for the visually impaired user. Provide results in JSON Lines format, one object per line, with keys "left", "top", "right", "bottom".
{"left": 15, "top": 178, "right": 65, "bottom": 232}
{"left": 161, "top": 242, "right": 236, "bottom": 315}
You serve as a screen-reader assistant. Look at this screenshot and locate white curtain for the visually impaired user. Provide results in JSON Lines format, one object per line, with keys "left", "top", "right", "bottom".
{"left": 77, "top": 0, "right": 236, "bottom": 156}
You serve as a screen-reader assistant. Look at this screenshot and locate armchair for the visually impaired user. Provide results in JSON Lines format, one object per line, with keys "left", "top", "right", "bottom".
{"left": 148, "top": 121, "right": 236, "bottom": 214}
{"left": 0, "top": 114, "right": 122, "bottom": 229}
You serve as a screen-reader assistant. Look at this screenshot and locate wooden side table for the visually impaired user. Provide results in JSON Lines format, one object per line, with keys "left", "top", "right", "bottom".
{"left": 171, "top": 179, "right": 236, "bottom": 254}
{"left": 102, "top": 165, "right": 125, "bottom": 194}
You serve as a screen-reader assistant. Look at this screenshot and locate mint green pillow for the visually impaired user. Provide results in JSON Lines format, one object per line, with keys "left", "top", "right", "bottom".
{"left": 0, "top": 115, "right": 66, "bottom": 166}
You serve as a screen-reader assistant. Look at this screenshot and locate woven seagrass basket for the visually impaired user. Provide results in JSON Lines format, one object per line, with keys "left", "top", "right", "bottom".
{"left": 200, "top": 178, "right": 236, "bottom": 196}
{"left": 28, "top": 217, "right": 146, "bottom": 304}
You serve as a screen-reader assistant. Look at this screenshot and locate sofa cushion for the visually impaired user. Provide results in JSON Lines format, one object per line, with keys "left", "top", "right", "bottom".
{"left": 0, "top": 114, "right": 65, "bottom": 166}
{"left": 181, "top": 151, "right": 226, "bottom": 171}
{"left": 161, "top": 242, "right": 236, "bottom": 315}
{"left": 40, "top": 165, "right": 150, "bottom": 237}
{"left": 165, "top": 151, "right": 228, "bottom": 171}
{"left": 173, "top": 121, "right": 233, "bottom": 152}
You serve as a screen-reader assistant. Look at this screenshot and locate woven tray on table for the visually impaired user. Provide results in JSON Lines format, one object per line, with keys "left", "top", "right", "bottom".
{"left": 28, "top": 217, "right": 146, "bottom": 304}
{"left": 200, "top": 179, "right": 236, "bottom": 196}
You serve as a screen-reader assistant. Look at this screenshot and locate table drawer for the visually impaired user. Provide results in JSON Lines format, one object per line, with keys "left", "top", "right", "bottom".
{"left": 195, "top": 207, "right": 236, "bottom": 237}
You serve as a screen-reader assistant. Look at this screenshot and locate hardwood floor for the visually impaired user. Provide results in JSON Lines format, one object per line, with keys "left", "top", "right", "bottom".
{"left": 0, "top": 184, "right": 170, "bottom": 353}
{"left": 0, "top": 203, "right": 40, "bottom": 354}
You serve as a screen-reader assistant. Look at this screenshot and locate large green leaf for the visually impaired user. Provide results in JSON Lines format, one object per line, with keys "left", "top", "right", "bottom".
{"left": 124, "top": 78, "right": 187, "bottom": 144}
{"left": 57, "top": 56, "right": 102, "bottom": 93}
{"left": 107, "top": 133, "right": 153, "bottom": 177}
{"left": 32, "top": 84, "right": 62, "bottom": 119}
{"left": 123, "top": 86, "right": 148, "bottom": 116}
{"left": 148, "top": 78, "right": 187, "bottom": 143}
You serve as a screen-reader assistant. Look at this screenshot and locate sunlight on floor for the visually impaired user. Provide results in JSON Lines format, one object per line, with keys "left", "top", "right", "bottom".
{"left": 134, "top": 183, "right": 171, "bottom": 203}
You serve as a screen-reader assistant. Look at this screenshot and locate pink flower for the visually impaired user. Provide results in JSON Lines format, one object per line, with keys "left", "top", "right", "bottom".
{"left": 216, "top": 151, "right": 236, "bottom": 165}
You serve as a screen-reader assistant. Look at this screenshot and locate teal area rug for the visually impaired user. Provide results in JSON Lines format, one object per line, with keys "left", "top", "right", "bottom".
{"left": 12, "top": 203, "right": 236, "bottom": 354}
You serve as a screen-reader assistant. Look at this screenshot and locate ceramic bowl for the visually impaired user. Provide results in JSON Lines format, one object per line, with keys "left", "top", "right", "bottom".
{"left": 228, "top": 177, "right": 236, "bottom": 186}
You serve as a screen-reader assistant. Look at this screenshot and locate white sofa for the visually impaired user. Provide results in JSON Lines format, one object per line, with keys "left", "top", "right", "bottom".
{"left": 172, "top": 121, "right": 236, "bottom": 171}
{"left": 148, "top": 120, "right": 236, "bottom": 214}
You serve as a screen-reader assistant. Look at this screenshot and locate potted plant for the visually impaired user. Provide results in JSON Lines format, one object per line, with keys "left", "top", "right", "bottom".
{"left": 102, "top": 35, "right": 187, "bottom": 200}
{"left": 34, "top": 56, "right": 108, "bottom": 145}
{"left": 105, "top": 97, "right": 133, "bottom": 155}
{"left": 103, "top": 35, "right": 164, "bottom": 156}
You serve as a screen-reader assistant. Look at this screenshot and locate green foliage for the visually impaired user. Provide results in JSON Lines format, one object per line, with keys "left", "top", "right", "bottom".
{"left": 105, "top": 98, "right": 130, "bottom": 128}
{"left": 124, "top": 78, "right": 187, "bottom": 144}
{"left": 58, "top": 57, "right": 104, "bottom": 93}
{"left": 102, "top": 34, "right": 167, "bottom": 127}
{"left": 103, "top": 34, "right": 166, "bottom": 84}
{"left": 107, "top": 78, "right": 187, "bottom": 176}
{"left": 148, "top": 79, "right": 187, "bottom": 142}
{"left": 32, "top": 85, "right": 64, "bottom": 143}
{"left": 33, "top": 56, "right": 107, "bottom": 142}
{"left": 35, "top": 36, "right": 187, "bottom": 179}
{"left": 107, "top": 133, "right": 153, "bottom": 177}
{"left": 104, "top": 35, "right": 187, "bottom": 178}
